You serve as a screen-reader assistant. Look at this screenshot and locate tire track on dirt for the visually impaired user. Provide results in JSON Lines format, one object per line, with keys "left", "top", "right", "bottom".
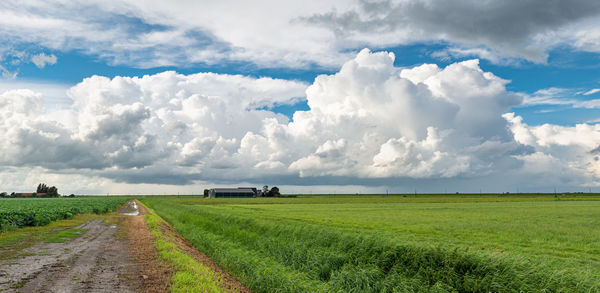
{"left": 0, "top": 215, "right": 136, "bottom": 292}
{"left": 1, "top": 199, "right": 248, "bottom": 292}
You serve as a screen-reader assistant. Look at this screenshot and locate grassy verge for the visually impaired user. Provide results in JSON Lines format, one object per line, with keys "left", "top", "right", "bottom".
{"left": 139, "top": 201, "right": 225, "bottom": 293}
{"left": 0, "top": 213, "right": 102, "bottom": 260}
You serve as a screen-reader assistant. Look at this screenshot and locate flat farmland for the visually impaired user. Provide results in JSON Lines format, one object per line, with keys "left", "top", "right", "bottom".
{"left": 143, "top": 195, "right": 600, "bottom": 292}
{"left": 0, "top": 197, "right": 130, "bottom": 230}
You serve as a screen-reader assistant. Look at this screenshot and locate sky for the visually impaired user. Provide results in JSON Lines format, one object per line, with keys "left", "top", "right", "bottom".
{"left": 1, "top": 0, "right": 600, "bottom": 195}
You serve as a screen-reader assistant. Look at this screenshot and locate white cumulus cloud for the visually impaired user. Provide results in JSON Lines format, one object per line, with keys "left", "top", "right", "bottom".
{"left": 505, "top": 113, "right": 600, "bottom": 185}
{"left": 2, "top": 49, "right": 600, "bottom": 193}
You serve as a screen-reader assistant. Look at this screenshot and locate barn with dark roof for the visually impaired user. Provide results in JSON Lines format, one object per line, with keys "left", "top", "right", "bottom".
{"left": 208, "top": 187, "right": 257, "bottom": 198}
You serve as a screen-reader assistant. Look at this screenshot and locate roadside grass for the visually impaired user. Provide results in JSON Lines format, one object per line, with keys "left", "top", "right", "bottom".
{"left": 139, "top": 201, "right": 225, "bottom": 293}
{"left": 0, "top": 213, "right": 101, "bottom": 260}
{"left": 47, "top": 228, "right": 88, "bottom": 243}
{"left": 142, "top": 195, "right": 600, "bottom": 292}
{"left": 8, "top": 280, "right": 25, "bottom": 289}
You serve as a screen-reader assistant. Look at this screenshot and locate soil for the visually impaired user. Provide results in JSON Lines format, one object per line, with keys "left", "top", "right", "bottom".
{"left": 125, "top": 201, "right": 171, "bottom": 293}
{"left": 0, "top": 218, "right": 136, "bottom": 292}
{"left": 0, "top": 200, "right": 170, "bottom": 293}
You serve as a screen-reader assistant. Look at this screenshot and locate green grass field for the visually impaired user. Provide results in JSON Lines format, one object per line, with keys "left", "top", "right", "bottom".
{"left": 142, "top": 194, "right": 600, "bottom": 292}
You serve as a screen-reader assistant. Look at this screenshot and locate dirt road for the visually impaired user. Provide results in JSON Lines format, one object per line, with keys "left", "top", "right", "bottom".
{"left": 0, "top": 218, "right": 134, "bottom": 292}
{"left": 0, "top": 200, "right": 170, "bottom": 293}
{"left": 0, "top": 200, "right": 248, "bottom": 293}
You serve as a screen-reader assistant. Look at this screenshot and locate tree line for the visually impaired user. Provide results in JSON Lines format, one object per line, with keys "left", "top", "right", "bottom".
{"left": 0, "top": 183, "right": 60, "bottom": 198}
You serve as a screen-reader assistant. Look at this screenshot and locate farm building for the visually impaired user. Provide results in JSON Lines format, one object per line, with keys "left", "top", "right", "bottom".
{"left": 208, "top": 187, "right": 257, "bottom": 198}
{"left": 13, "top": 193, "right": 47, "bottom": 197}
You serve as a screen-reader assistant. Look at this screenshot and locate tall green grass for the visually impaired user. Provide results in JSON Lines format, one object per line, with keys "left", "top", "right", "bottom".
{"left": 142, "top": 197, "right": 600, "bottom": 292}
{"left": 142, "top": 203, "right": 224, "bottom": 293}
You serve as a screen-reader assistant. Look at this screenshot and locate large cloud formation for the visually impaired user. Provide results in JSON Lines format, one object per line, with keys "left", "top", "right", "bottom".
{"left": 1, "top": 0, "right": 600, "bottom": 69}
{"left": 1, "top": 49, "right": 600, "bottom": 192}
{"left": 306, "top": 0, "right": 600, "bottom": 64}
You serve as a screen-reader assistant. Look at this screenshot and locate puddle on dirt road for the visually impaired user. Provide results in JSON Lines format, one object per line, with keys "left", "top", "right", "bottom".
{"left": 119, "top": 201, "right": 140, "bottom": 216}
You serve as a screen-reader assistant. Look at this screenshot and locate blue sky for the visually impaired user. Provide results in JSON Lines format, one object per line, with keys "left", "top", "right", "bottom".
{"left": 1, "top": 0, "right": 600, "bottom": 194}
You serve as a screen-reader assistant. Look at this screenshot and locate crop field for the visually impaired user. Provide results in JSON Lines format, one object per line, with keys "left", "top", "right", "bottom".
{"left": 0, "top": 197, "right": 129, "bottom": 231}
{"left": 142, "top": 194, "right": 600, "bottom": 292}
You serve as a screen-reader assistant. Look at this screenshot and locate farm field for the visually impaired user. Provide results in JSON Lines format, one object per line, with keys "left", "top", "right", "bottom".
{"left": 142, "top": 194, "right": 600, "bottom": 292}
{"left": 0, "top": 197, "right": 130, "bottom": 231}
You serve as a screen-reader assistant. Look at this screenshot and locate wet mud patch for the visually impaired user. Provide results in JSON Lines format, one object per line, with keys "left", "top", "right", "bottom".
{"left": 119, "top": 200, "right": 140, "bottom": 216}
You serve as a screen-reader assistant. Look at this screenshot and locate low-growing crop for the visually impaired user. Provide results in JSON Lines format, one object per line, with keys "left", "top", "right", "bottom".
{"left": 0, "top": 197, "right": 129, "bottom": 231}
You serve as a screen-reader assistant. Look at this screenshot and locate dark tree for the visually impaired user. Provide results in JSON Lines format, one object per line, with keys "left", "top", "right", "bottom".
{"left": 0, "top": 192, "right": 6, "bottom": 198}
{"left": 36, "top": 183, "right": 59, "bottom": 197}
{"left": 47, "top": 186, "right": 58, "bottom": 197}
{"left": 267, "top": 186, "right": 280, "bottom": 197}
{"left": 203, "top": 189, "right": 210, "bottom": 197}
{"left": 37, "top": 183, "right": 48, "bottom": 193}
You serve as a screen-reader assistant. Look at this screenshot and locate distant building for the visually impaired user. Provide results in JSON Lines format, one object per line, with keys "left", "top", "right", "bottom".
{"left": 208, "top": 187, "right": 257, "bottom": 198}
{"left": 13, "top": 193, "right": 46, "bottom": 197}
